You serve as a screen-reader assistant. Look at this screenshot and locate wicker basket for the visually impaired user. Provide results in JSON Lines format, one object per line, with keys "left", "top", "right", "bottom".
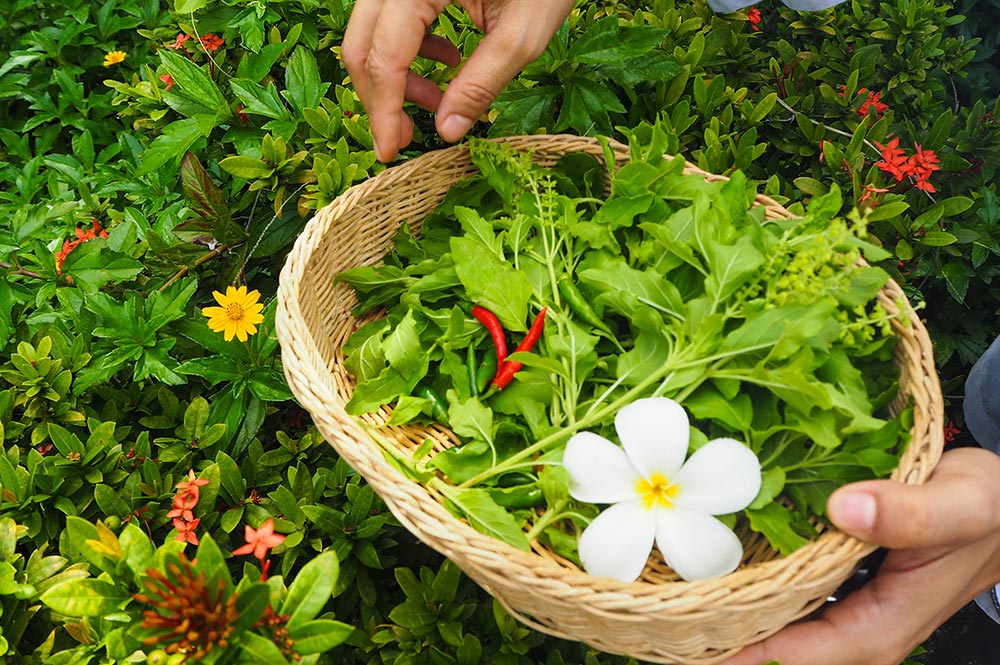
{"left": 275, "top": 135, "right": 943, "bottom": 665}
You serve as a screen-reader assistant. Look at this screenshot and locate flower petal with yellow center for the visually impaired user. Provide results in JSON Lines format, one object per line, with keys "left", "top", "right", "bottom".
{"left": 564, "top": 397, "right": 762, "bottom": 582}
{"left": 201, "top": 285, "right": 265, "bottom": 342}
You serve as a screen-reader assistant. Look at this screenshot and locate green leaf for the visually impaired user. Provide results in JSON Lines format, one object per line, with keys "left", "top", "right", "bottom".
{"left": 177, "top": 356, "right": 246, "bottom": 384}
{"left": 287, "top": 619, "right": 354, "bottom": 653}
{"left": 384, "top": 310, "right": 423, "bottom": 378}
{"left": 61, "top": 242, "right": 143, "bottom": 292}
{"left": 703, "top": 235, "right": 765, "bottom": 306}
{"left": 437, "top": 486, "right": 530, "bottom": 551}
{"left": 135, "top": 118, "right": 206, "bottom": 177}
{"left": 555, "top": 76, "right": 624, "bottom": 135}
{"left": 746, "top": 503, "right": 810, "bottom": 555}
{"left": 219, "top": 155, "right": 275, "bottom": 179}
{"left": 231, "top": 78, "right": 292, "bottom": 120}
{"left": 233, "top": 582, "right": 271, "bottom": 633}
{"left": 283, "top": 47, "right": 329, "bottom": 115}
{"left": 447, "top": 395, "right": 494, "bottom": 447}
{"left": 40, "top": 578, "right": 129, "bottom": 617}
{"left": 174, "top": 0, "right": 207, "bottom": 11}
{"left": 242, "top": 632, "right": 293, "bottom": 664}
{"left": 159, "top": 49, "right": 228, "bottom": 118}
{"left": 918, "top": 231, "right": 957, "bottom": 247}
{"left": 281, "top": 551, "right": 339, "bottom": 629}
{"left": 451, "top": 236, "right": 532, "bottom": 331}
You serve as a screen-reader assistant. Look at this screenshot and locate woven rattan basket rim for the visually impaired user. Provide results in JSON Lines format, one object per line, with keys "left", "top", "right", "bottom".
{"left": 276, "top": 134, "right": 943, "bottom": 664}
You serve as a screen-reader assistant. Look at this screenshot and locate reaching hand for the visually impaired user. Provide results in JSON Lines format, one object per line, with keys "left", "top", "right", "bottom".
{"left": 341, "top": 0, "right": 574, "bottom": 162}
{"left": 721, "top": 447, "right": 1000, "bottom": 665}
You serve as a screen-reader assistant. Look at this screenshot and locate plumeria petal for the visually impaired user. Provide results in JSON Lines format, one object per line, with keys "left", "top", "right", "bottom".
{"left": 578, "top": 499, "right": 656, "bottom": 582}
{"left": 616, "top": 397, "right": 688, "bottom": 479}
{"left": 672, "top": 438, "right": 761, "bottom": 515}
{"left": 655, "top": 508, "right": 744, "bottom": 581}
{"left": 564, "top": 432, "right": 641, "bottom": 504}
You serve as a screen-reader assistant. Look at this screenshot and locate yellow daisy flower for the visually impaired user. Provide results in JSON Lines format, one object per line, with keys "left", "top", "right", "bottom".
{"left": 201, "top": 286, "right": 265, "bottom": 342}
{"left": 103, "top": 50, "right": 127, "bottom": 67}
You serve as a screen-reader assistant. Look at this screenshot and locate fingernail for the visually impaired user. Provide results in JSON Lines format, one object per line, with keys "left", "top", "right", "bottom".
{"left": 829, "top": 490, "right": 876, "bottom": 532}
{"left": 373, "top": 137, "right": 387, "bottom": 162}
{"left": 439, "top": 114, "right": 474, "bottom": 142}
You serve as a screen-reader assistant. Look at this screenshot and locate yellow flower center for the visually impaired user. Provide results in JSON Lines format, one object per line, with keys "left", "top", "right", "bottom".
{"left": 636, "top": 473, "right": 679, "bottom": 510}
{"left": 226, "top": 302, "right": 245, "bottom": 320}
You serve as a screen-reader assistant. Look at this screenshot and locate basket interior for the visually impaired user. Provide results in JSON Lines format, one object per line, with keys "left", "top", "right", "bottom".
{"left": 288, "top": 136, "right": 938, "bottom": 583}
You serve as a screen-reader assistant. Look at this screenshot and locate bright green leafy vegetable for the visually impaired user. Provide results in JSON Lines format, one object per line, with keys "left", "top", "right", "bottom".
{"left": 335, "top": 133, "right": 909, "bottom": 559}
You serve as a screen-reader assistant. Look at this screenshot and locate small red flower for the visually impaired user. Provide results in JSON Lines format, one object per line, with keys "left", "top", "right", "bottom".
{"left": 747, "top": 7, "right": 762, "bottom": 31}
{"left": 232, "top": 518, "right": 286, "bottom": 561}
{"left": 943, "top": 421, "right": 961, "bottom": 443}
{"left": 159, "top": 74, "right": 174, "bottom": 91}
{"left": 856, "top": 89, "right": 889, "bottom": 120}
{"left": 54, "top": 221, "right": 108, "bottom": 274}
{"left": 199, "top": 33, "right": 225, "bottom": 52}
{"left": 173, "top": 517, "right": 201, "bottom": 545}
{"left": 176, "top": 470, "right": 209, "bottom": 492}
{"left": 166, "top": 33, "right": 190, "bottom": 50}
{"left": 874, "top": 137, "right": 910, "bottom": 182}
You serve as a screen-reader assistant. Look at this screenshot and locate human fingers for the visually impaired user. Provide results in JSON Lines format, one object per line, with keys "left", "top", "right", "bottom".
{"left": 721, "top": 448, "right": 1000, "bottom": 665}
{"left": 719, "top": 525, "right": 1000, "bottom": 665}
{"left": 365, "top": 0, "right": 448, "bottom": 161}
{"left": 436, "top": 0, "right": 574, "bottom": 142}
{"left": 341, "top": 0, "right": 381, "bottom": 106}
{"left": 827, "top": 447, "right": 1000, "bottom": 551}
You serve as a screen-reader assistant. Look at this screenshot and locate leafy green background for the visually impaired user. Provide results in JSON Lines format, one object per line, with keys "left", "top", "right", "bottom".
{"left": 0, "top": 0, "right": 995, "bottom": 663}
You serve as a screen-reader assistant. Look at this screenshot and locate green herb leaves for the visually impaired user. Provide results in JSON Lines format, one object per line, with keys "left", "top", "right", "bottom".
{"left": 339, "top": 137, "right": 909, "bottom": 559}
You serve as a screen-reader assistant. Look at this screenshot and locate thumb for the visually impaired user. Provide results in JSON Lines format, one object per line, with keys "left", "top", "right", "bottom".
{"left": 435, "top": 27, "right": 545, "bottom": 142}
{"left": 828, "top": 448, "right": 1000, "bottom": 550}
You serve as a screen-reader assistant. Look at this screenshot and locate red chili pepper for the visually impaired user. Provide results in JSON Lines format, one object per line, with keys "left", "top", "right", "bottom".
{"left": 493, "top": 308, "right": 547, "bottom": 389}
{"left": 472, "top": 305, "right": 508, "bottom": 367}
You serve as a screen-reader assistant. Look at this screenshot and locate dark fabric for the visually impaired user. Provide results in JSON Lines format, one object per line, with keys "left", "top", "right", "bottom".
{"left": 964, "top": 334, "right": 1000, "bottom": 455}
{"left": 964, "top": 335, "right": 1000, "bottom": 623}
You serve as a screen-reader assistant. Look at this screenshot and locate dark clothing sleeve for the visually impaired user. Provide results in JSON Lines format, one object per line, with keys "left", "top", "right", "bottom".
{"left": 962, "top": 335, "right": 1000, "bottom": 622}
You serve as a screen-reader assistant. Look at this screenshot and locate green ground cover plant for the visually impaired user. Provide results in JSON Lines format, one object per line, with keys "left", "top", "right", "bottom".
{"left": 0, "top": 0, "right": 997, "bottom": 662}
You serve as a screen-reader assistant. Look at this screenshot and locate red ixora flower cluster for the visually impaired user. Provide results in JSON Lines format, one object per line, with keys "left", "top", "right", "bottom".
{"left": 169, "top": 470, "right": 209, "bottom": 545}
{"left": 747, "top": 7, "right": 762, "bottom": 31}
{"left": 875, "top": 137, "right": 941, "bottom": 193}
{"left": 54, "top": 220, "right": 108, "bottom": 274}
{"left": 165, "top": 31, "right": 224, "bottom": 53}
{"left": 839, "top": 86, "right": 889, "bottom": 121}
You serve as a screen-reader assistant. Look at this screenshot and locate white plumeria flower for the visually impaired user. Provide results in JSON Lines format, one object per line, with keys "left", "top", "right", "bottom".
{"left": 563, "top": 397, "right": 762, "bottom": 583}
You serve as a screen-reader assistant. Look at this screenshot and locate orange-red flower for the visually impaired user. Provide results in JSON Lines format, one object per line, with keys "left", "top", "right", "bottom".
{"left": 747, "top": 7, "right": 762, "bottom": 31}
{"left": 159, "top": 74, "right": 174, "bottom": 91}
{"left": 874, "top": 138, "right": 940, "bottom": 193}
{"left": 944, "top": 421, "right": 961, "bottom": 443}
{"left": 166, "top": 33, "right": 190, "bottom": 49}
{"left": 54, "top": 221, "right": 108, "bottom": 274}
{"left": 874, "top": 137, "right": 909, "bottom": 181}
{"left": 199, "top": 34, "right": 225, "bottom": 52}
{"left": 856, "top": 89, "right": 888, "bottom": 120}
{"left": 176, "top": 470, "right": 209, "bottom": 492}
{"left": 232, "top": 518, "right": 285, "bottom": 561}
{"left": 173, "top": 517, "right": 201, "bottom": 545}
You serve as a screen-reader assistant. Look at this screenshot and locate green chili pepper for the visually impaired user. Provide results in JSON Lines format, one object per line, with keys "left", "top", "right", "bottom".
{"left": 488, "top": 484, "right": 545, "bottom": 509}
{"left": 475, "top": 346, "right": 498, "bottom": 395}
{"left": 558, "top": 275, "right": 613, "bottom": 335}
{"left": 496, "top": 471, "right": 536, "bottom": 487}
{"left": 418, "top": 387, "right": 448, "bottom": 422}
{"left": 467, "top": 344, "right": 480, "bottom": 397}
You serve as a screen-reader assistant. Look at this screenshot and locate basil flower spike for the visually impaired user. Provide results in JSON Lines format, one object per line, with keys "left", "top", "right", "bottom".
{"left": 563, "top": 397, "right": 762, "bottom": 583}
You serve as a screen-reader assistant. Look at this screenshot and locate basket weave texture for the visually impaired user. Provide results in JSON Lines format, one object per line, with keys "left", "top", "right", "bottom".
{"left": 275, "top": 135, "right": 944, "bottom": 665}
